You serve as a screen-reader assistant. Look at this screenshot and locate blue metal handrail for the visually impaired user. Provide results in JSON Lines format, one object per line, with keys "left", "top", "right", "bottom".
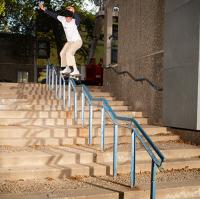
{"left": 46, "top": 64, "right": 67, "bottom": 109}
{"left": 46, "top": 66, "right": 165, "bottom": 199}
{"left": 68, "top": 78, "right": 78, "bottom": 123}
{"left": 73, "top": 80, "right": 165, "bottom": 199}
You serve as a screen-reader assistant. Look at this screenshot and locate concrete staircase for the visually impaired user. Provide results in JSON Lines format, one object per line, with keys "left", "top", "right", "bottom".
{"left": 0, "top": 82, "right": 200, "bottom": 199}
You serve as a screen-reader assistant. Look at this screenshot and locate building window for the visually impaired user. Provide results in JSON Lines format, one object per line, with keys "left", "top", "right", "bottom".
{"left": 111, "top": 16, "right": 118, "bottom": 64}
{"left": 37, "top": 41, "right": 50, "bottom": 59}
{"left": 111, "top": 48, "right": 118, "bottom": 64}
{"left": 17, "top": 71, "right": 29, "bottom": 83}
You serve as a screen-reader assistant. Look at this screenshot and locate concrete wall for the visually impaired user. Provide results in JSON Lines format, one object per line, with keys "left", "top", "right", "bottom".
{"left": 103, "top": 0, "right": 164, "bottom": 124}
{"left": 0, "top": 33, "right": 35, "bottom": 83}
{"left": 163, "top": 0, "right": 200, "bottom": 130}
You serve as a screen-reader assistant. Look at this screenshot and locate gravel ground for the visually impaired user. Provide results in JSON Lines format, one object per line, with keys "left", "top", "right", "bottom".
{"left": 0, "top": 169, "right": 200, "bottom": 194}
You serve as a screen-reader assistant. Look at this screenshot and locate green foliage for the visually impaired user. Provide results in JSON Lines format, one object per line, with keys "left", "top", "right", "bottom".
{"left": 0, "top": 0, "right": 16, "bottom": 16}
{"left": 0, "top": 0, "right": 97, "bottom": 65}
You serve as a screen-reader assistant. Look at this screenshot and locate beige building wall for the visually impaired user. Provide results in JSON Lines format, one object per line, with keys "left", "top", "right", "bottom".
{"left": 103, "top": 0, "right": 164, "bottom": 124}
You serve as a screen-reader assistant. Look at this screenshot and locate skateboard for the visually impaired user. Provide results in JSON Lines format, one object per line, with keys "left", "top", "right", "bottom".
{"left": 62, "top": 73, "right": 82, "bottom": 81}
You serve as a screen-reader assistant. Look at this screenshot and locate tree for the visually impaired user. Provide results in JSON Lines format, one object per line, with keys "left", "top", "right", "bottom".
{"left": 0, "top": 0, "right": 96, "bottom": 64}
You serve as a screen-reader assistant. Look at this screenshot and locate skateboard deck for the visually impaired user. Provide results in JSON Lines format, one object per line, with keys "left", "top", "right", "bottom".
{"left": 62, "top": 73, "right": 82, "bottom": 80}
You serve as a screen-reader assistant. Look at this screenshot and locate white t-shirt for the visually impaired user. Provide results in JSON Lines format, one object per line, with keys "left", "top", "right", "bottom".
{"left": 57, "top": 16, "right": 82, "bottom": 42}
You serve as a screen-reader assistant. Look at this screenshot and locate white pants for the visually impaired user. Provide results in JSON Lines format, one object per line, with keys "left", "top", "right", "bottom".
{"left": 60, "top": 40, "right": 82, "bottom": 70}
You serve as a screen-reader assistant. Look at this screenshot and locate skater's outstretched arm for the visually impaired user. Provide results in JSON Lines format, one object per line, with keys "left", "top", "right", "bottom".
{"left": 39, "top": 3, "right": 58, "bottom": 20}
{"left": 73, "top": 13, "right": 80, "bottom": 27}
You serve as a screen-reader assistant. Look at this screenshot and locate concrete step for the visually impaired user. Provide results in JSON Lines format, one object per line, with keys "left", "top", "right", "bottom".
{"left": 67, "top": 110, "right": 143, "bottom": 118}
{"left": 76, "top": 105, "right": 131, "bottom": 111}
{"left": 0, "top": 134, "right": 174, "bottom": 146}
{"left": 18, "top": 91, "right": 113, "bottom": 99}
{"left": 0, "top": 125, "right": 168, "bottom": 139}
{"left": 104, "top": 158, "right": 200, "bottom": 176}
{"left": 0, "top": 101, "right": 125, "bottom": 109}
{"left": 66, "top": 117, "right": 148, "bottom": 125}
{"left": 0, "top": 188, "right": 119, "bottom": 199}
{"left": 0, "top": 118, "right": 67, "bottom": 126}
{"left": 96, "top": 147, "right": 200, "bottom": 163}
{"left": 0, "top": 137, "right": 74, "bottom": 146}
{"left": 75, "top": 134, "right": 180, "bottom": 145}
{"left": 0, "top": 180, "right": 200, "bottom": 199}
{"left": 20, "top": 95, "right": 116, "bottom": 101}
{"left": 0, "top": 98, "right": 125, "bottom": 106}
{"left": 0, "top": 104, "right": 63, "bottom": 111}
{"left": 0, "top": 117, "right": 147, "bottom": 126}
{"left": 0, "top": 147, "right": 95, "bottom": 167}
{"left": 0, "top": 110, "right": 68, "bottom": 119}
{"left": 0, "top": 163, "right": 107, "bottom": 180}
{"left": 73, "top": 125, "right": 169, "bottom": 137}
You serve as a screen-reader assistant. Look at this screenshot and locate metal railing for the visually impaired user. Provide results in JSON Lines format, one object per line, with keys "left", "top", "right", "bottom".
{"left": 46, "top": 64, "right": 165, "bottom": 199}
{"left": 104, "top": 64, "right": 163, "bottom": 91}
{"left": 69, "top": 79, "right": 165, "bottom": 199}
{"left": 68, "top": 78, "right": 78, "bottom": 123}
{"left": 46, "top": 64, "right": 67, "bottom": 110}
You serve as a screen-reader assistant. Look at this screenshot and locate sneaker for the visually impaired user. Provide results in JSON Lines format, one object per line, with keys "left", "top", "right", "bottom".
{"left": 70, "top": 69, "right": 80, "bottom": 76}
{"left": 60, "top": 67, "right": 71, "bottom": 74}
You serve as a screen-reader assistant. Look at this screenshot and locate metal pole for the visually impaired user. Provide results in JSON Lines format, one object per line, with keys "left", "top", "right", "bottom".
{"left": 51, "top": 69, "right": 54, "bottom": 89}
{"left": 131, "top": 129, "right": 136, "bottom": 187}
{"left": 150, "top": 161, "right": 158, "bottom": 199}
{"left": 113, "top": 124, "right": 118, "bottom": 177}
{"left": 48, "top": 68, "right": 51, "bottom": 88}
{"left": 81, "top": 88, "right": 85, "bottom": 127}
{"left": 68, "top": 80, "right": 71, "bottom": 110}
{"left": 74, "top": 90, "right": 77, "bottom": 123}
{"left": 59, "top": 74, "right": 62, "bottom": 99}
{"left": 46, "top": 65, "right": 49, "bottom": 85}
{"left": 89, "top": 104, "right": 93, "bottom": 144}
{"left": 55, "top": 74, "right": 58, "bottom": 98}
{"left": 101, "top": 106, "right": 105, "bottom": 151}
{"left": 63, "top": 80, "right": 66, "bottom": 110}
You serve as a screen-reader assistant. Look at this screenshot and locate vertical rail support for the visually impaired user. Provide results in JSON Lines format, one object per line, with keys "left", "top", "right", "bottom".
{"left": 150, "top": 161, "right": 158, "bottom": 199}
{"left": 74, "top": 89, "right": 77, "bottom": 123}
{"left": 130, "top": 128, "right": 136, "bottom": 187}
{"left": 68, "top": 80, "right": 71, "bottom": 110}
{"left": 51, "top": 69, "right": 54, "bottom": 89}
{"left": 88, "top": 104, "right": 93, "bottom": 145}
{"left": 46, "top": 65, "right": 49, "bottom": 85}
{"left": 63, "top": 80, "right": 66, "bottom": 110}
{"left": 113, "top": 124, "right": 118, "bottom": 177}
{"left": 48, "top": 67, "right": 51, "bottom": 88}
{"left": 59, "top": 74, "right": 62, "bottom": 99}
{"left": 101, "top": 105, "right": 105, "bottom": 151}
{"left": 55, "top": 73, "right": 58, "bottom": 98}
{"left": 81, "top": 87, "right": 85, "bottom": 127}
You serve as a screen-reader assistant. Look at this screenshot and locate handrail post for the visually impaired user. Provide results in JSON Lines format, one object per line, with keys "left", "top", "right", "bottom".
{"left": 81, "top": 87, "right": 85, "bottom": 127}
{"left": 74, "top": 89, "right": 77, "bottom": 123}
{"left": 131, "top": 128, "right": 136, "bottom": 187}
{"left": 51, "top": 69, "right": 54, "bottom": 89}
{"left": 68, "top": 80, "right": 71, "bottom": 110}
{"left": 150, "top": 161, "right": 158, "bottom": 199}
{"left": 46, "top": 65, "right": 49, "bottom": 85}
{"left": 101, "top": 105, "right": 105, "bottom": 151}
{"left": 63, "top": 80, "right": 66, "bottom": 109}
{"left": 55, "top": 73, "right": 58, "bottom": 98}
{"left": 59, "top": 73, "right": 62, "bottom": 99}
{"left": 113, "top": 124, "right": 118, "bottom": 177}
{"left": 48, "top": 67, "right": 51, "bottom": 88}
{"left": 88, "top": 104, "right": 93, "bottom": 144}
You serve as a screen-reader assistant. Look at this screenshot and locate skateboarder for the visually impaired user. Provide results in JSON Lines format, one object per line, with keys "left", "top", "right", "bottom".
{"left": 39, "top": 3, "right": 82, "bottom": 76}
